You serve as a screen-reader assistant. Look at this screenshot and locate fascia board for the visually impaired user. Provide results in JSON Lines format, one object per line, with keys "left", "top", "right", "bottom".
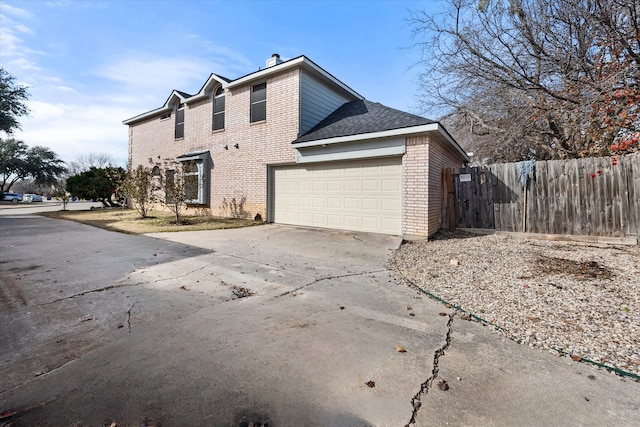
{"left": 123, "top": 106, "right": 170, "bottom": 124}
{"left": 185, "top": 74, "right": 229, "bottom": 103}
{"left": 293, "top": 123, "right": 470, "bottom": 162}
{"left": 436, "top": 122, "right": 470, "bottom": 162}
{"left": 123, "top": 90, "right": 187, "bottom": 124}
{"left": 293, "top": 123, "right": 441, "bottom": 147}
{"left": 226, "top": 57, "right": 362, "bottom": 99}
{"left": 226, "top": 57, "right": 306, "bottom": 88}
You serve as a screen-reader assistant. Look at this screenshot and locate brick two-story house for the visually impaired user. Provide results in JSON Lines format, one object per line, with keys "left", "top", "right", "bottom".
{"left": 123, "top": 54, "right": 468, "bottom": 237}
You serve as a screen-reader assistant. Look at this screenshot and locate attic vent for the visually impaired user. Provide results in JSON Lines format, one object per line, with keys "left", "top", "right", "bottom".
{"left": 266, "top": 53, "right": 283, "bottom": 68}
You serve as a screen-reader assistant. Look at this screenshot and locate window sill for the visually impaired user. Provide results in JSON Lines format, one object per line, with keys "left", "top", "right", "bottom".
{"left": 174, "top": 137, "right": 184, "bottom": 141}
{"left": 212, "top": 128, "right": 225, "bottom": 134}
{"left": 250, "top": 120, "right": 266, "bottom": 126}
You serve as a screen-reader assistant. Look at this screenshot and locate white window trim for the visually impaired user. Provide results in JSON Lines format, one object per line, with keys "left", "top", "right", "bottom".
{"left": 176, "top": 151, "right": 210, "bottom": 205}
{"left": 250, "top": 82, "right": 266, "bottom": 123}
{"left": 213, "top": 86, "right": 225, "bottom": 131}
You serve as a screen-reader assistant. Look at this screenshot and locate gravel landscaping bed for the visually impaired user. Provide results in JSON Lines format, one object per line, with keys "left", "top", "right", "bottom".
{"left": 388, "top": 230, "right": 640, "bottom": 376}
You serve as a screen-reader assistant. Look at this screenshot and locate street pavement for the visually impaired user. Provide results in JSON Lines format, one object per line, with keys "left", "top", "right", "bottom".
{"left": 0, "top": 210, "right": 638, "bottom": 426}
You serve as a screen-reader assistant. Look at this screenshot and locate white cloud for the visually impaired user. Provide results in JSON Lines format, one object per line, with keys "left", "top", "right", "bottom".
{"left": 55, "top": 85, "right": 78, "bottom": 94}
{"left": 14, "top": 100, "right": 133, "bottom": 166}
{"left": 44, "top": 0, "right": 107, "bottom": 9}
{"left": 0, "top": 3, "right": 34, "bottom": 19}
{"left": 93, "top": 55, "right": 214, "bottom": 92}
{"left": 91, "top": 49, "right": 254, "bottom": 111}
{"left": 0, "top": 5, "right": 41, "bottom": 72}
{"left": 14, "top": 23, "right": 33, "bottom": 34}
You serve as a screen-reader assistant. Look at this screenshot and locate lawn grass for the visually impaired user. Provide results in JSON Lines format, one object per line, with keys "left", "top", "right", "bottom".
{"left": 39, "top": 207, "right": 262, "bottom": 234}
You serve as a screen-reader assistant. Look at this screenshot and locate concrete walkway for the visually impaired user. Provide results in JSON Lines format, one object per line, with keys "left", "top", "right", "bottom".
{"left": 0, "top": 215, "right": 637, "bottom": 426}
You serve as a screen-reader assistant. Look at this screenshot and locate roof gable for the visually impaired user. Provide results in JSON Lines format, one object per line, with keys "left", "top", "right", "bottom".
{"left": 123, "top": 55, "right": 362, "bottom": 125}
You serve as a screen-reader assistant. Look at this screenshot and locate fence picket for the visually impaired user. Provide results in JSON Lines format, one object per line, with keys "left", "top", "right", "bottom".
{"left": 453, "top": 153, "right": 639, "bottom": 238}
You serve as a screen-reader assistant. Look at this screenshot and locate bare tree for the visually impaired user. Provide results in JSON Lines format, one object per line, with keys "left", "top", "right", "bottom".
{"left": 120, "top": 165, "right": 158, "bottom": 218}
{"left": 67, "top": 152, "right": 115, "bottom": 175}
{"left": 155, "top": 160, "right": 200, "bottom": 225}
{"left": 52, "top": 178, "right": 71, "bottom": 211}
{"left": 410, "top": 0, "right": 639, "bottom": 162}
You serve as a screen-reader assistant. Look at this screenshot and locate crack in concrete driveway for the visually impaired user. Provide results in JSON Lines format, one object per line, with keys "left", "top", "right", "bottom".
{"left": 277, "top": 269, "right": 387, "bottom": 297}
{"left": 406, "top": 312, "right": 455, "bottom": 427}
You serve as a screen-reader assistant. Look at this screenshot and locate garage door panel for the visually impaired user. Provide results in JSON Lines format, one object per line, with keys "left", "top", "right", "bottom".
{"left": 344, "top": 216, "right": 362, "bottom": 227}
{"left": 312, "top": 197, "right": 326, "bottom": 208}
{"left": 382, "top": 218, "right": 401, "bottom": 230}
{"left": 285, "top": 196, "right": 298, "bottom": 207}
{"left": 299, "top": 196, "right": 312, "bottom": 207}
{"left": 312, "top": 213, "right": 327, "bottom": 224}
{"left": 344, "top": 198, "right": 360, "bottom": 209}
{"left": 327, "top": 180, "right": 344, "bottom": 191}
{"left": 382, "top": 179, "right": 400, "bottom": 191}
{"left": 299, "top": 180, "right": 312, "bottom": 192}
{"left": 382, "top": 198, "right": 400, "bottom": 211}
{"left": 273, "top": 157, "right": 401, "bottom": 235}
{"left": 362, "top": 198, "right": 379, "bottom": 210}
{"left": 312, "top": 181, "right": 327, "bottom": 191}
{"left": 327, "top": 215, "right": 342, "bottom": 226}
{"left": 344, "top": 180, "right": 360, "bottom": 192}
{"left": 362, "top": 179, "right": 380, "bottom": 192}
{"left": 327, "top": 197, "right": 343, "bottom": 209}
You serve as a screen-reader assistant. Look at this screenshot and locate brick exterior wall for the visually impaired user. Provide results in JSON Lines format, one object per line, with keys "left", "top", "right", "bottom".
{"left": 128, "top": 69, "right": 300, "bottom": 220}
{"left": 403, "top": 135, "right": 462, "bottom": 237}
{"left": 127, "top": 64, "right": 465, "bottom": 236}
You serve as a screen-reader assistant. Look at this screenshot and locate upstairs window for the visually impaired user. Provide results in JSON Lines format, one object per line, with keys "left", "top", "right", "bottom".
{"left": 213, "top": 86, "right": 225, "bottom": 131}
{"left": 175, "top": 103, "right": 185, "bottom": 139}
{"left": 250, "top": 82, "right": 266, "bottom": 123}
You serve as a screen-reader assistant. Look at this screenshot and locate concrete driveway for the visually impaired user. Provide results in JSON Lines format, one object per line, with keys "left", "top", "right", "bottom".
{"left": 0, "top": 213, "right": 638, "bottom": 426}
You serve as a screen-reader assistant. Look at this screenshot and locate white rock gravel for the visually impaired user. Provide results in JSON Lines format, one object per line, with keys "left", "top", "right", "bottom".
{"left": 388, "top": 230, "right": 640, "bottom": 376}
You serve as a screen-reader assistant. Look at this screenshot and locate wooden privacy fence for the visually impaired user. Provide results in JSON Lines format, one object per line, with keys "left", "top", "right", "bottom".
{"left": 453, "top": 152, "right": 640, "bottom": 238}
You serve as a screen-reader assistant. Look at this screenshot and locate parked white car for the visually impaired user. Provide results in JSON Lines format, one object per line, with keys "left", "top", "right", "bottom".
{"left": 23, "top": 193, "right": 43, "bottom": 202}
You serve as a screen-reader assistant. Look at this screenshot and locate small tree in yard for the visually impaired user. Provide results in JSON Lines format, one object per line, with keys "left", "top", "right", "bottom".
{"left": 155, "top": 160, "right": 200, "bottom": 225}
{"left": 120, "top": 165, "right": 158, "bottom": 219}
{"left": 52, "top": 179, "right": 71, "bottom": 211}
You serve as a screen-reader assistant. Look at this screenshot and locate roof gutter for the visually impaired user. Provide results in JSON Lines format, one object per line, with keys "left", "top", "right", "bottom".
{"left": 293, "top": 123, "right": 469, "bottom": 162}
{"left": 123, "top": 90, "right": 188, "bottom": 125}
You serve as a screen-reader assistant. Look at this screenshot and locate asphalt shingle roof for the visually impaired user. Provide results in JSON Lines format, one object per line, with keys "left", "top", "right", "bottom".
{"left": 293, "top": 99, "right": 435, "bottom": 144}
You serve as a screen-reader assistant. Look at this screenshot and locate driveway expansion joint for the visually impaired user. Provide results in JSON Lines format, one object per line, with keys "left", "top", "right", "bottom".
{"left": 406, "top": 312, "right": 455, "bottom": 427}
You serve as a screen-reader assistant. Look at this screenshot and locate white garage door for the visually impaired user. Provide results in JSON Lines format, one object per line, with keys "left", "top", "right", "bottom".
{"left": 273, "top": 157, "right": 402, "bottom": 234}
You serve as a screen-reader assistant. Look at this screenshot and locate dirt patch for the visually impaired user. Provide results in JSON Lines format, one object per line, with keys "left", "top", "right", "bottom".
{"left": 39, "top": 208, "right": 262, "bottom": 234}
{"left": 231, "top": 285, "right": 255, "bottom": 299}
{"left": 536, "top": 256, "right": 613, "bottom": 280}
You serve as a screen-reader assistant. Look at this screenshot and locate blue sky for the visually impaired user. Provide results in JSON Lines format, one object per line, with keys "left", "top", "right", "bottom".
{"left": 0, "top": 0, "right": 440, "bottom": 166}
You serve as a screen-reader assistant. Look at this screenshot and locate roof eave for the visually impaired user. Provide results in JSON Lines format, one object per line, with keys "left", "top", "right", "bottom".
{"left": 184, "top": 74, "right": 229, "bottom": 104}
{"left": 226, "top": 56, "right": 363, "bottom": 100}
{"left": 123, "top": 90, "right": 188, "bottom": 125}
{"left": 123, "top": 106, "right": 170, "bottom": 125}
{"left": 293, "top": 123, "right": 470, "bottom": 162}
